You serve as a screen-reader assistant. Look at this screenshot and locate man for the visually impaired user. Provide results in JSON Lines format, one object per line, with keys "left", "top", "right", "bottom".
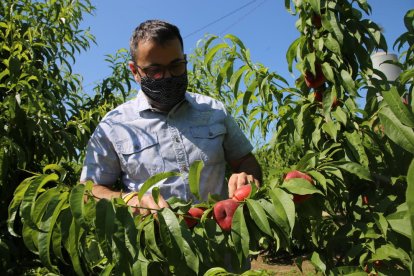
{"left": 80, "top": 19, "right": 262, "bottom": 215}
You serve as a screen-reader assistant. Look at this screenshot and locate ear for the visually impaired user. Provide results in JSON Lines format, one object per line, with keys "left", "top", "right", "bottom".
{"left": 128, "top": 61, "right": 140, "bottom": 83}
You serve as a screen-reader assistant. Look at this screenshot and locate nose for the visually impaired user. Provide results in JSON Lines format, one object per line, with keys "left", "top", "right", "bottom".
{"left": 163, "top": 68, "right": 172, "bottom": 78}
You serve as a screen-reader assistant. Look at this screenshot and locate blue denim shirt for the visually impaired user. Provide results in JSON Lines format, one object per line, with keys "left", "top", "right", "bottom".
{"left": 80, "top": 91, "right": 253, "bottom": 201}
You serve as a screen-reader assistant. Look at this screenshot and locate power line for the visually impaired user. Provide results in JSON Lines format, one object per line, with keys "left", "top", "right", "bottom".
{"left": 83, "top": 1, "right": 261, "bottom": 89}
{"left": 183, "top": 0, "right": 258, "bottom": 39}
{"left": 219, "top": 0, "right": 268, "bottom": 35}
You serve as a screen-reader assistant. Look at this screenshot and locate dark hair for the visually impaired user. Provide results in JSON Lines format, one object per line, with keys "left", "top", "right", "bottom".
{"left": 129, "top": 19, "right": 184, "bottom": 62}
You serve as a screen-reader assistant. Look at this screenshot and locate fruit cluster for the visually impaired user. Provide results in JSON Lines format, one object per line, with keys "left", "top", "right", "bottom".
{"left": 185, "top": 170, "right": 316, "bottom": 232}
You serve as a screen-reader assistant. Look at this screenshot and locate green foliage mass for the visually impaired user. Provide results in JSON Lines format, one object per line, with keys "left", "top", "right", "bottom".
{"left": 1, "top": 0, "right": 414, "bottom": 275}
{"left": 0, "top": 0, "right": 135, "bottom": 273}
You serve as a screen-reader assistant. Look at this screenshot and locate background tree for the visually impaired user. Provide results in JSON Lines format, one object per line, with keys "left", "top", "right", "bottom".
{"left": 3, "top": 0, "right": 414, "bottom": 275}
{"left": 0, "top": 0, "right": 135, "bottom": 273}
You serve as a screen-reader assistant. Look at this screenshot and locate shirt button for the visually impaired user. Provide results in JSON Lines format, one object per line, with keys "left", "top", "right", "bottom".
{"left": 181, "top": 165, "right": 188, "bottom": 172}
{"left": 175, "top": 137, "right": 180, "bottom": 143}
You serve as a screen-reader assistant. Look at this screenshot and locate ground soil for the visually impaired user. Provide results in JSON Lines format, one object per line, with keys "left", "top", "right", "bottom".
{"left": 251, "top": 256, "right": 317, "bottom": 275}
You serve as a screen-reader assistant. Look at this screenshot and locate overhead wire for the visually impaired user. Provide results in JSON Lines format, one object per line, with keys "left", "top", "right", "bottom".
{"left": 83, "top": 0, "right": 262, "bottom": 89}
{"left": 219, "top": 0, "right": 268, "bottom": 35}
{"left": 183, "top": 0, "right": 258, "bottom": 39}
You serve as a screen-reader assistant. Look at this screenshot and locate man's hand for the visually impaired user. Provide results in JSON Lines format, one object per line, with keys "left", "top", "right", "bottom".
{"left": 126, "top": 194, "right": 168, "bottom": 216}
{"left": 228, "top": 153, "right": 262, "bottom": 199}
{"left": 228, "top": 172, "right": 259, "bottom": 199}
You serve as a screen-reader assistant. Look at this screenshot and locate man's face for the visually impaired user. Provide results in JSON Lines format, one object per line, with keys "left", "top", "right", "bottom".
{"left": 129, "top": 38, "right": 185, "bottom": 83}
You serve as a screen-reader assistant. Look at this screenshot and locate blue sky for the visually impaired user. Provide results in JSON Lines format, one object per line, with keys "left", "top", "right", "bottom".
{"left": 73, "top": 0, "right": 412, "bottom": 91}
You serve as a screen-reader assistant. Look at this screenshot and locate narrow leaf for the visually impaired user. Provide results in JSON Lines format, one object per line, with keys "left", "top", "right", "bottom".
{"left": 335, "top": 161, "right": 373, "bottom": 181}
{"left": 379, "top": 106, "right": 414, "bottom": 154}
{"left": 188, "top": 160, "right": 204, "bottom": 201}
{"left": 281, "top": 178, "right": 323, "bottom": 195}
{"left": 20, "top": 174, "right": 59, "bottom": 231}
{"left": 138, "top": 171, "right": 181, "bottom": 201}
{"left": 269, "top": 189, "right": 295, "bottom": 234}
{"left": 406, "top": 159, "right": 414, "bottom": 261}
{"left": 246, "top": 199, "right": 272, "bottom": 236}
{"left": 69, "top": 184, "right": 87, "bottom": 228}
{"left": 382, "top": 87, "right": 414, "bottom": 128}
{"left": 231, "top": 205, "right": 249, "bottom": 264}
{"left": 8, "top": 175, "right": 37, "bottom": 236}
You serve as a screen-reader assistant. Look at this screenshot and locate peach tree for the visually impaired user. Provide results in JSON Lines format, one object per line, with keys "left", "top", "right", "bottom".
{"left": 4, "top": 0, "right": 414, "bottom": 275}
{"left": 189, "top": 0, "right": 414, "bottom": 274}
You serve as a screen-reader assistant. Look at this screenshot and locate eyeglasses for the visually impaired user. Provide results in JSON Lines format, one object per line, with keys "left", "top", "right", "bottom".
{"left": 135, "top": 59, "right": 187, "bottom": 80}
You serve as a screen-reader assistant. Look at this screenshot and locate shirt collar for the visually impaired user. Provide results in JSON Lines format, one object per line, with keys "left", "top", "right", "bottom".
{"left": 136, "top": 90, "right": 154, "bottom": 112}
{"left": 136, "top": 90, "right": 190, "bottom": 114}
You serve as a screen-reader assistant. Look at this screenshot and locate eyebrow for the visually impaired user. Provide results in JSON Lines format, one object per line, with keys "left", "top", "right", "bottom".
{"left": 146, "top": 58, "right": 186, "bottom": 67}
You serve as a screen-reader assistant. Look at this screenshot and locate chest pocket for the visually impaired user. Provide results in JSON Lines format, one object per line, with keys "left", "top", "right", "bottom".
{"left": 190, "top": 124, "right": 226, "bottom": 165}
{"left": 115, "top": 131, "right": 164, "bottom": 180}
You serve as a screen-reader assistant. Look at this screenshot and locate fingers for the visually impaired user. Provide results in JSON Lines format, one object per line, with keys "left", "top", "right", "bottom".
{"left": 127, "top": 194, "right": 168, "bottom": 216}
{"left": 157, "top": 195, "right": 169, "bottom": 209}
{"left": 228, "top": 172, "right": 258, "bottom": 198}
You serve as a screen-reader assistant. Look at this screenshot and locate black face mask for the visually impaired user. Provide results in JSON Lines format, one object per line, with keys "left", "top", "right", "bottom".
{"left": 140, "top": 73, "right": 188, "bottom": 111}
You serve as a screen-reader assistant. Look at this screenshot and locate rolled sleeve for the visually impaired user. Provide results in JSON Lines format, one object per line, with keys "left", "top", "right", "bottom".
{"left": 80, "top": 122, "right": 121, "bottom": 186}
{"left": 223, "top": 113, "right": 253, "bottom": 161}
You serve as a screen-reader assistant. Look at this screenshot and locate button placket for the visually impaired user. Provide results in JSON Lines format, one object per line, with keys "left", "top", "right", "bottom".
{"left": 167, "top": 120, "right": 190, "bottom": 199}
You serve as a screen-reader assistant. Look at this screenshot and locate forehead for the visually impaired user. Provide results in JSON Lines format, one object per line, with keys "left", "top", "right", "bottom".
{"left": 136, "top": 38, "right": 183, "bottom": 66}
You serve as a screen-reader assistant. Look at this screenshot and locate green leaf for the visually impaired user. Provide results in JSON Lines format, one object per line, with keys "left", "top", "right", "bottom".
{"left": 69, "top": 184, "right": 89, "bottom": 228}
{"left": 327, "top": 10, "right": 344, "bottom": 44}
{"left": 308, "top": 170, "right": 327, "bottom": 193}
{"left": 310, "top": 251, "right": 326, "bottom": 273}
{"left": 188, "top": 160, "right": 204, "bottom": 201}
{"left": 43, "top": 164, "right": 67, "bottom": 182}
{"left": 382, "top": 87, "right": 414, "bottom": 128}
{"left": 67, "top": 218, "right": 85, "bottom": 276}
{"left": 138, "top": 171, "right": 181, "bottom": 201}
{"left": 406, "top": 159, "right": 414, "bottom": 258}
{"left": 204, "top": 43, "right": 228, "bottom": 72}
{"left": 371, "top": 244, "right": 411, "bottom": 268}
{"left": 158, "top": 208, "right": 199, "bottom": 274}
{"left": 224, "top": 34, "right": 246, "bottom": 50}
{"left": 340, "top": 69, "right": 356, "bottom": 94}
{"left": 268, "top": 189, "right": 295, "bottom": 235}
{"left": 203, "top": 267, "right": 228, "bottom": 275}
{"left": 20, "top": 174, "right": 59, "bottom": 231}
{"left": 151, "top": 187, "right": 160, "bottom": 204}
{"left": 386, "top": 203, "right": 411, "bottom": 239}
{"left": 333, "top": 106, "right": 348, "bottom": 126}
{"left": 22, "top": 223, "right": 38, "bottom": 254}
{"left": 308, "top": 0, "right": 320, "bottom": 14}
{"left": 143, "top": 219, "right": 165, "bottom": 261}
{"left": 38, "top": 191, "right": 68, "bottom": 272}
{"left": 246, "top": 199, "right": 272, "bottom": 236}
{"left": 322, "top": 121, "right": 338, "bottom": 141}
{"left": 281, "top": 178, "right": 323, "bottom": 196}
{"left": 231, "top": 205, "right": 249, "bottom": 265}
{"left": 242, "top": 80, "right": 258, "bottom": 115}
{"left": 54, "top": 207, "right": 72, "bottom": 265}
{"left": 216, "top": 58, "right": 234, "bottom": 88}
{"left": 324, "top": 34, "right": 341, "bottom": 55}
{"left": 258, "top": 199, "right": 290, "bottom": 240}
{"left": 321, "top": 62, "right": 335, "bottom": 83}
{"left": 344, "top": 131, "right": 369, "bottom": 167}
{"left": 8, "top": 175, "right": 37, "bottom": 236}
{"left": 95, "top": 199, "right": 115, "bottom": 261}
{"left": 229, "top": 65, "right": 249, "bottom": 97}
{"left": 379, "top": 106, "right": 414, "bottom": 154}
{"left": 334, "top": 161, "right": 373, "bottom": 181}
{"left": 295, "top": 152, "right": 317, "bottom": 171}
{"left": 373, "top": 212, "right": 388, "bottom": 239}
{"left": 286, "top": 37, "right": 302, "bottom": 73}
